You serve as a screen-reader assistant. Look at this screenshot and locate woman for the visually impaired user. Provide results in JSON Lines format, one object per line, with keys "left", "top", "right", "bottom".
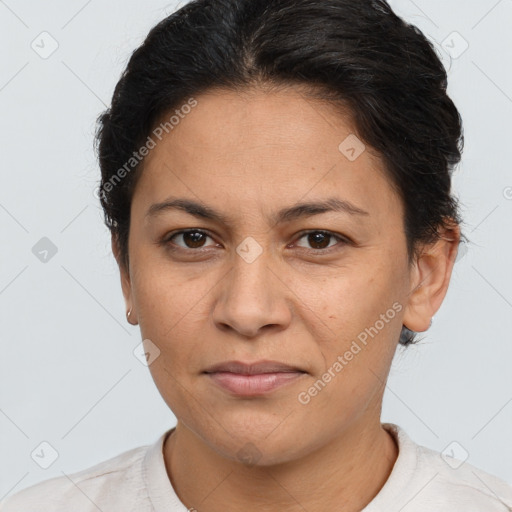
{"left": 3, "top": 0, "right": 511, "bottom": 510}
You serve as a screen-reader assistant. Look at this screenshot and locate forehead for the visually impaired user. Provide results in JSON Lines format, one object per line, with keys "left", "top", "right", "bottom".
{"left": 132, "top": 87, "right": 402, "bottom": 224}
{"left": 150, "top": 87, "right": 364, "bottom": 159}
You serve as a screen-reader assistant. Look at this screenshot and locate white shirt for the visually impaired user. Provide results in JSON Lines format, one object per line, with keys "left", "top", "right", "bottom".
{"left": 2, "top": 423, "right": 511, "bottom": 511}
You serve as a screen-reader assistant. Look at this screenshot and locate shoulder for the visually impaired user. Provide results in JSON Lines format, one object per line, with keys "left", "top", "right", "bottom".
{"left": 416, "top": 442, "right": 512, "bottom": 510}
{"left": 384, "top": 423, "right": 512, "bottom": 511}
{"left": 0, "top": 443, "right": 151, "bottom": 512}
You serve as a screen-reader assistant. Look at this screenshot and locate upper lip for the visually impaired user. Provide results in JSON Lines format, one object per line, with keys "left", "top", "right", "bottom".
{"left": 204, "top": 360, "right": 305, "bottom": 375}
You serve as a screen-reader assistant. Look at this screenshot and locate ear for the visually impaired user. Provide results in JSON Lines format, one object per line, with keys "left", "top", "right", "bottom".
{"left": 111, "top": 234, "right": 138, "bottom": 325}
{"left": 402, "top": 222, "right": 461, "bottom": 332}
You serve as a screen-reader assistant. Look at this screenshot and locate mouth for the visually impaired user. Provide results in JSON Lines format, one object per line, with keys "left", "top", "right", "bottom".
{"left": 203, "top": 360, "right": 307, "bottom": 396}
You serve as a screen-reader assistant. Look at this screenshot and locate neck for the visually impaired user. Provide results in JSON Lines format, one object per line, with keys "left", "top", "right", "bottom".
{"left": 163, "top": 417, "right": 398, "bottom": 512}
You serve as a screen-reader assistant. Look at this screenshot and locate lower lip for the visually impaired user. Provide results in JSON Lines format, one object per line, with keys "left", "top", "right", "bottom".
{"left": 206, "top": 371, "right": 305, "bottom": 396}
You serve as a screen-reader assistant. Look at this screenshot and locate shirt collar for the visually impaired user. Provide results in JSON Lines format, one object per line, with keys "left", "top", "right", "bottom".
{"left": 142, "top": 422, "right": 417, "bottom": 512}
{"left": 142, "top": 427, "right": 189, "bottom": 512}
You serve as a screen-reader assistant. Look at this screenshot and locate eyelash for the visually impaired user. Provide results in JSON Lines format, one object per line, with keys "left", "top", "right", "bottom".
{"left": 162, "top": 229, "right": 351, "bottom": 254}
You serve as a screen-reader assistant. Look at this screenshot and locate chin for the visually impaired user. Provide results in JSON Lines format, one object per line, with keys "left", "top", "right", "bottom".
{"left": 199, "top": 414, "right": 308, "bottom": 466}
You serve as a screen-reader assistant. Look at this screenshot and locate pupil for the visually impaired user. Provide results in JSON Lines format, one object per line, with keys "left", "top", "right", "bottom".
{"left": 309, "top": 232, "right": 329, "bottom": 249}
{"left": 185, "top": 231, "right": 205, "bottom": 248}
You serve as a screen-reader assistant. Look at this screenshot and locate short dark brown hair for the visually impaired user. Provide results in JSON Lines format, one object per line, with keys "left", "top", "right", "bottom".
{"left": 95, "top": 0, "right": 465, "bottom": 346}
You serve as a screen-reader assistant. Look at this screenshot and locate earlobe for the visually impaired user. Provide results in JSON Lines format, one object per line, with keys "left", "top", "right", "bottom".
{"left": 126, "top": 307, "right": 138, "bottom": 326}
{"left": 402, "top": 225, "right": 460, "bottom": 333}
{"left": 111, "top": 234, "right": 138, "bottom": 325}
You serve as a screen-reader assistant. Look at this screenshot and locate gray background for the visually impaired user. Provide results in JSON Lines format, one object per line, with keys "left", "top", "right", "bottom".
{"left": 1, "top": 0, "right": 511, "bottom": 499}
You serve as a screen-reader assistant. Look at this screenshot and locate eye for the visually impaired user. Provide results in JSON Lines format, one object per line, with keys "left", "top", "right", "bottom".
{"left": 292, "top": 230, "right": 349, "bottom": 252}
{"left": 162, "top": 229, "right": 350, "bottom": 254}
{"left": 165, "top": 229, "right": 217, "bottom": 250}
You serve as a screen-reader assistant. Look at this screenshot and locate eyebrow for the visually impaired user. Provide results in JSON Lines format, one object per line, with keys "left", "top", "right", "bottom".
{"left": 145, "top": 197, "right": 369, "bottom": 225}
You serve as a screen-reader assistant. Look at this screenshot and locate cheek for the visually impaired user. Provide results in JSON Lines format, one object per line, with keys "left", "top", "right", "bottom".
{"left": 292, "top": 261, "right": 399, "bottom": 328}
{"left": 144, "top": 357, "right": 202, "bottom": 431}
{"left": 130, "top": 271, "right": 203, "bottom": 380}
{"left": 293, "top": 263, "right": 404, "bottom": 380}
{"left": 132, "top": 256, "right": 200, "bottom": 327}
{"left": 297, "top": 303, "right": 400, "bottom": 430}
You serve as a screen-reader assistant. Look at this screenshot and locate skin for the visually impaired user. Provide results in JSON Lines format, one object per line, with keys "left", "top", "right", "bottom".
{"left": 112, "top": 86, "right": 460, "bottom": 512}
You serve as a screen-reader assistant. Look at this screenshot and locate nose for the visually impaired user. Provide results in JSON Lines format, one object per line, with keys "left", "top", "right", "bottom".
{"left": 212, "top": 248, "right": 292, "bottom": 339}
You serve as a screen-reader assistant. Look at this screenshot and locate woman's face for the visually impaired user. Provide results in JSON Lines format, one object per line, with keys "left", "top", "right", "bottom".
{"left": 117, "top": 87, "right": 451, "bottom": 464}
